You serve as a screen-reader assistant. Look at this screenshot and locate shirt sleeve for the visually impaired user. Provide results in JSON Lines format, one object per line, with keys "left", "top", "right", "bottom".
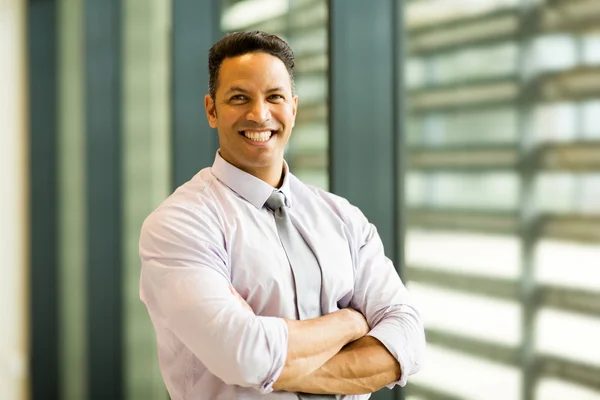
{"left": 139, "top": 204, "right": 288, "bottom": 394}
{"left": 345, "top": 202, "right": 426, "bottom": 388}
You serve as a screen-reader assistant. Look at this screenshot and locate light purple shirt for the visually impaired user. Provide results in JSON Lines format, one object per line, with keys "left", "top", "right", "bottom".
{"left": 139, "top": 152, "right": 425, "bottom": 400}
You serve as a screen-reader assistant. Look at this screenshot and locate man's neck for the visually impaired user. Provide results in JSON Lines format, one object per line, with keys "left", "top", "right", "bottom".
{"left": 219, "top": 152, "right": 285, "bottom": 188}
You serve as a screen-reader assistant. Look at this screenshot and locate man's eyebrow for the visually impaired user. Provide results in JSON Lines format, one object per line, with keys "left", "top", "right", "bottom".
{"left": 224, "top": 86, "right": 249, "bottom": 95}
{"left": 224, "top": 86, "right": 287, "bottom": 95}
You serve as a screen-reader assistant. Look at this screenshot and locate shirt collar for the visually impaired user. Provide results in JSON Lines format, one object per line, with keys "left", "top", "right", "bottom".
{"left": 211, "top": 151, "right": 293, "bottom": 210}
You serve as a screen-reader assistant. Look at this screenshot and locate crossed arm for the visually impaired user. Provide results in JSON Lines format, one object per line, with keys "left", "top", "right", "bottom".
{"left": 279, "top": 335, "right": 401, "bottom": 395}
{"left": 231, "top": 288, "right": 402, "bottom": 395}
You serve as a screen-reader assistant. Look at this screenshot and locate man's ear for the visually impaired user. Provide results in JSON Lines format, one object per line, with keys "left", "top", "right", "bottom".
{"left": 204, "top": 94, "right": 218, "bottom": 128}
{"left": 291, "top": 95, "right": 298, "bottom": 128}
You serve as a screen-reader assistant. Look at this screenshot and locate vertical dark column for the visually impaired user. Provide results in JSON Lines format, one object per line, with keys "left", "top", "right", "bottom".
{"left": 84, "top": 0, "right": 123, "bottom": 398}
{"left": 328, "top": 0, "right": 401, "bottom": 254}
{"left": 394, "top": 4, "right": 406, "bottom": 399}
{"left": 172, "top": 0, "right": 221, "bottom": 188}
{"left": 27, "top": 1, "right": 59, "bottom": 398}
{"left": 394, "top": 1, "right": 406, "bottom": 284}
{"left": 328, "top": 1, "right": 404, "bottom": 399}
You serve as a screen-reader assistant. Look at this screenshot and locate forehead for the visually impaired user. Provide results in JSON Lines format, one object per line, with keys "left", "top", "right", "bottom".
{"left": 217, "top": 52, "right": 292, "bottom": 92}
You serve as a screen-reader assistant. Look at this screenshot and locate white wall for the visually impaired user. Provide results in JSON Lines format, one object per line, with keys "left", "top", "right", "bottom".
{"left": 0, "top": 0, "right": 29, "bottom": 399}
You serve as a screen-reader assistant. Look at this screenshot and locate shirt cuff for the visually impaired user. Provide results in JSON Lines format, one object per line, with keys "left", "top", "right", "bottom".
{"left": 257, "top": 316, "right": 289, "bottom": 394}
{"left": 366, "top": 309, "right": 425, "bottom": 388}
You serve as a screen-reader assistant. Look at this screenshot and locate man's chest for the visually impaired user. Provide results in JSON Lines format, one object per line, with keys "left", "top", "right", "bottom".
{"left": 225, "top": 205, "right": 356, "bottom": 318}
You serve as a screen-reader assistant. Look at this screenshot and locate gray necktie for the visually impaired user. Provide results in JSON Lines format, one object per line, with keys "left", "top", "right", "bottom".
{"left": 266, "top": 191, "right": 335, "bottom": 400}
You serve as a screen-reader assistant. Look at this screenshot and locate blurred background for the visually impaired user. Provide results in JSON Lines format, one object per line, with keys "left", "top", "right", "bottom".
{"left": 2, "top": 0, "right": 599, "bottom": 399}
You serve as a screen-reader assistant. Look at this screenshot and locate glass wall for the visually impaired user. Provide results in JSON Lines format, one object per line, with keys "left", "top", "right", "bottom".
{"left": 403, "top": 0, "right": 600, "bottom": 399}
{"left": 56, "top": 0, "right": 171, "bottom": 398}
{"left": 221, "top": 0, "right": 330, "bottom": 189}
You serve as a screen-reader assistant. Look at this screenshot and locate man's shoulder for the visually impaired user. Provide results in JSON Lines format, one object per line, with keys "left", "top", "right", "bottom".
{"left": 141, "top": 167, "right": 222, "bottom": 232}
{"left": 289, "top": 174, "right": 356, "bottom": 215}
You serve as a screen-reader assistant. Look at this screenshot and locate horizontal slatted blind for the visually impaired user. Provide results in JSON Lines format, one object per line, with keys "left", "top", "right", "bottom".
{"left": 403, "top": 1, "right": 600, "bottom": 399}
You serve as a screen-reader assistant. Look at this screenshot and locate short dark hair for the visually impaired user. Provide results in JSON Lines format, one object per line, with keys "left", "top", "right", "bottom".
{"left": 208, "top": 31, "right": 296, "bottom": 99}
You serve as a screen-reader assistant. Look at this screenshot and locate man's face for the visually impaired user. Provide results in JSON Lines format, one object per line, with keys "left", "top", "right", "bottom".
{"left": 205, "top": 52, "right": 298, "bottom": 176}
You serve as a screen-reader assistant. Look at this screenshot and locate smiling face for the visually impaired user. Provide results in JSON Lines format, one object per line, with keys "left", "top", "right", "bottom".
{"left": 205, "top": 51, "right": 298, "bottom": 187}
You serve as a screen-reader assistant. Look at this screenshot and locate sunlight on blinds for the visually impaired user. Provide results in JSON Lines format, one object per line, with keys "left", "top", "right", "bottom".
{"left": 404, "top": 0, "right": 600, "bottom": 398}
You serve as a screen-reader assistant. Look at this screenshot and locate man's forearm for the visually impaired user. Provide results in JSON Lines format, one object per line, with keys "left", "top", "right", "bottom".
{"left": 276, "top": 335, "right": 401, "bottom": 395}
{"left": 273, "top": 308, "right": 368, "bottom": 389}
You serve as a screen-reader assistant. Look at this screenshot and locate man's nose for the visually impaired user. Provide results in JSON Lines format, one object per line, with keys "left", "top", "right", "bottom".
{"left": 246, "top": 101, "right": 271, "bottom": 123}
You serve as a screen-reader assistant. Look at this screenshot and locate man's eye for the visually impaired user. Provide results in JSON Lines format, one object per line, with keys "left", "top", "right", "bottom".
{"left": 230, "top": 95, "right": 247, "bottom": 101}
{"left": 269, "top": 94, "right": 284, "bottom": 101}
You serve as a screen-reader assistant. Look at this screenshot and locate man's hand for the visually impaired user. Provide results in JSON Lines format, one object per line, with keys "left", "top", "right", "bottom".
{"left": 229, "top": 286, "right": 254, "bottom": 314}
{"left": 346, "top": 308, "right": 369, "bottom": 342}
{"left": 229, "top": 285, "right": 369, "bottom": 343}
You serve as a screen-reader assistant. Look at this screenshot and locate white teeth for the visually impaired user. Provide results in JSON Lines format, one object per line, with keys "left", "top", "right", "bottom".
{"left": 243, "top": 131, "right": 272, "bottom": 142}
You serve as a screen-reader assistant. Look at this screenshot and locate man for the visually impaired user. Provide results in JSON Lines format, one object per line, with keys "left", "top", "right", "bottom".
{"left": 139, "top": 31, "right": 425, "bottom": 399}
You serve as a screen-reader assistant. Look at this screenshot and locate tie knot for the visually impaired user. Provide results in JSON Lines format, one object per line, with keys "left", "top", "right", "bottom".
{"left": 266, "top": 191, "right": 286, "bottom": 211}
